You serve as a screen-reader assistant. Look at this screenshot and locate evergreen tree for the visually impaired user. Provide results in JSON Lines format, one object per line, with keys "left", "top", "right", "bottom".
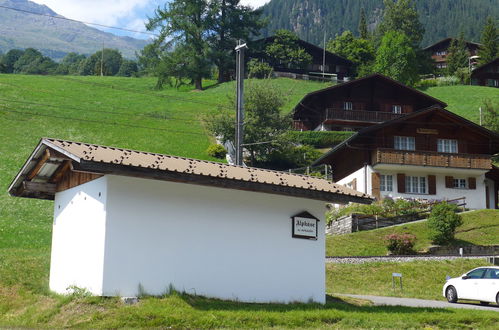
{"left": 358, "top": 8, "right": 368, "bottom": 39}
{"left": 376, "top": 0, "right": 425, "bottom": 47}
{"left": 207, "top": 0, "right": 266, "bottom": 83}
{"left": 374, "top": 31, "right": 418, "bottom": 86}
{"left": 446, "top": 32, "right": 468, "bottom": 76}
{"left": 478, "top": 16, "right": 498, "bottom": 65}
{"left": 146, "top": 0, "right": 211, "bottom": 90}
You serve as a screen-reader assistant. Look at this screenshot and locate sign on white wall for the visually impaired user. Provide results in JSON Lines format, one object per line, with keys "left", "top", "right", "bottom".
{"left": 291, "top": 212, "right": 319, "bottom": 240}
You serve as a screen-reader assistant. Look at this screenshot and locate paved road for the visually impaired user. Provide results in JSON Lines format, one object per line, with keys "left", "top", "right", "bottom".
{"left": 338, "top": 294, "right": 499, "bottom": 311}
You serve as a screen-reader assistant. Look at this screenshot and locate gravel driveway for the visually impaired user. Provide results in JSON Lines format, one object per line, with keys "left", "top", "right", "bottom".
{"left": 338, "top": 294, "right": 499, "bottom": 311}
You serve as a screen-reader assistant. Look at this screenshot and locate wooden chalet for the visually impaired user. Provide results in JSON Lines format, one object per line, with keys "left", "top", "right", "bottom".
{"left": 249, "top": 36, "right": 353, "bottom": 79}
{"left": 313, "top": 106, "right": 499, "bottom": 209}
{"left": 292, "top": 74, "right": 447, "bottom": 131}
{"left": 424, "top": 37, "right": 481, "bottom": 70}
{"left": 471, "top": 57, "right": 499, "bottom": 88}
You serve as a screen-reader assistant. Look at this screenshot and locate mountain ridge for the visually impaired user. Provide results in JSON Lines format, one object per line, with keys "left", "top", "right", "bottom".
{"left": 0, "top": 0, "right": 148, "bottom": 60}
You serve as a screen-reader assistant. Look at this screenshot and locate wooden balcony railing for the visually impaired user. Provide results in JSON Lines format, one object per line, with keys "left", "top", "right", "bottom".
{"left": 372, "top": 148, "right": 492, "bottom": 170}
{"left": 325, "top": 109, "right": 404, "bottom": 123}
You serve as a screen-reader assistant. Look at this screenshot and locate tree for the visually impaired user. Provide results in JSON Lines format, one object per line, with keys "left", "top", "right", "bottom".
{"left": 478, "top": 16, "right": 498, "bottom": 65}
{"left": 56, "top": 52, "right": 86, "bottom": 75}
{"left": 265, "top": 29, "right": 312, "bottom": 70}
{"left": 376, "top": 0, "right": 424, "bottom": 48}
{"left": 117, "top": 59, "right": 138, "bottom": 77}
{"left": 13, "top": 48, "right": 57, "bottom": 74}
{"left": 207, "top": 0, "right": 266, "bottom": 83}
{"left": 374, "top": 31, "right": 418, "bottom": 86}
{"left": 358, "top": 7, "right": 368, "bottom": 39}
{"left": 137, "top": 43, "right": 161, "bottom": 76}
{"left": 206, "top": 81, "right": 290, "bottom": 166}
{"left": 446, "top": 32, "right": 468, "bottom": 76}
{"left": 427, "top": 202, "right": 463, "bottom": 245}
{"left": 482, "top": 99, "right": 499, "bottom": 133}
{"left": 0, "top": 49, "right": 24, "bottom": 73}
{"left": 79, "top": 49, "right": 123, "bottom": 76}
{"left": 146, "top": 0, "right": 211, "bottom": 90}
{"left": 327, "top": 31, "right": 375, "bottom": 77}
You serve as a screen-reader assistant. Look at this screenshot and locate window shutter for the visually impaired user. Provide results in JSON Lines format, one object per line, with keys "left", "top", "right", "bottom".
{"left": 468, "top": 177, "right": 476, "bottom": 190}
{"left": 371, "top": 173, "right": 381, "bottom": 200}
{"left": 445, "top": 176, "right": 454, "bottom": 188}
{"left": 428, "top": 175, "right": 436, "bottom": 195}
{"left": 352, "top": 178, "right": 357, "bottom": 191}
{"left": 397, "top": 173, "right": 406, "bottom": 193}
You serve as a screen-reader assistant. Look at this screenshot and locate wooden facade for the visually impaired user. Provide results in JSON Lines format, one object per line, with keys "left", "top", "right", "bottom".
{"left": 292, "top": 74, "right": 447, "bottom": 131}
{"left": 471, "top": 58, "right": 499, "bottom": 88}
{"left": 249, "top": 36, "right": 353, "bottom": 79}
{"left": 424, "top": 38, "right": 481, "bottom": 70}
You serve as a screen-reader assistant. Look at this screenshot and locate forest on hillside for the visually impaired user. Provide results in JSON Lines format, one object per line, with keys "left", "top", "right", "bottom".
{"left": 261, "top": 0, "right": 499, "bottom": 47}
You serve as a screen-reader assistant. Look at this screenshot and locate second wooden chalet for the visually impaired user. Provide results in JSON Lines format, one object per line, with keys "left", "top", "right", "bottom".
{"left": 313, "top": 106, "right": 499, "bottom": 210}
{"left": 292, "top": 74, "right": 447, "bottom": 131}
{"left": 424, "top": 37, "right": 481, "bottom": 70}
{"left": 471, "top": 58, "right": 499, "bottom": 88}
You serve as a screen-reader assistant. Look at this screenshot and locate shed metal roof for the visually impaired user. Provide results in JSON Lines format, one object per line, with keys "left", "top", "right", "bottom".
{"left": 8, "top": 138, "right": 372, "bottom": 204}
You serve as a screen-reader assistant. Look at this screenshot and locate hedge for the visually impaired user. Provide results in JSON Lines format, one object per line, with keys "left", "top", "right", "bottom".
{"left": 287, "top": 131, "right": 355, "bottom": 148}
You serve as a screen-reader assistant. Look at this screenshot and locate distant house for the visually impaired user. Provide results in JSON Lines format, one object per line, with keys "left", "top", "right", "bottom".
{"left": 471, "top": 57, "right": 499, "bottom": 88}
{"left": 292, "top": 74, "right": 447, "bottom": 131}
{"left": 250, "top": 36, "right": 353, "bottom": 79}
{"left": 313, "top": 107, "right": 499, "bottom": 210}
{"left": 424, "top": 37, "right": 481, "bottom": 70}
{"left": 8, "top": 138, "right": 370, "bottom": 303}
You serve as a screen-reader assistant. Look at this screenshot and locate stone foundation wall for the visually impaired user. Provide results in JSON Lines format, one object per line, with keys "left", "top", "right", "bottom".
{"left": 427, "top": 245, "right": 499, "bottom": 256}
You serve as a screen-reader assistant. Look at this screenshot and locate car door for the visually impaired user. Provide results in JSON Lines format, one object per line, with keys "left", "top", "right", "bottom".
{"left": 458, "top": 268, "right": 486, "bottom": 300}
{"left": 479, "top": 268, "right": 499, "bottom": 302}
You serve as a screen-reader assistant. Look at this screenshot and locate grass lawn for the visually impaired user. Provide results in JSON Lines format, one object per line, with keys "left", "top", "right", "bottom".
{"left": 327, "top": 209, "right": 499, "bottom": 256}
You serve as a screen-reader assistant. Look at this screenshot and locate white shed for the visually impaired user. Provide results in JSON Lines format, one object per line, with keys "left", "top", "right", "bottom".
{"left": 9, "top": 138, "right": 371, "bottom": 304}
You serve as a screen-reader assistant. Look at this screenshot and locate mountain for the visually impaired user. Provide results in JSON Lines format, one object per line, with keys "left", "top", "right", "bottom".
{"left": 260, "top": 0, "right": 499, "bottom": 47}
{"left": 0, "top": 0, "right": 148, "bottom": 60}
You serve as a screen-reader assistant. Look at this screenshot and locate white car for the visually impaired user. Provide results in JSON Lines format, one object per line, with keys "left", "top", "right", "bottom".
{"left": 443, "top": 266, "right": 499, "bottom": 305}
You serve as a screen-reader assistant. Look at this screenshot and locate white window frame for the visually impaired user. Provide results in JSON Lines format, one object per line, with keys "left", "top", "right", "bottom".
{"left": 453, "top": 178, "right": 467, "bottom": 189}
{"left": 394, "top": 136, "right": 416, "bottom": 151}
{"left": 405, "top": 176, "right": 427, "bottom": 194}
{"left": 437, "top": 139, "right": 458, "bottom": 153}
{"left": 392, "top": 105, "right": 402, "bottom": 114}
{"left": 380, "top": 174, "right": 393, "bottom": 192}
{"left": 343, "top": 101, "right": 353, "bottom": 110}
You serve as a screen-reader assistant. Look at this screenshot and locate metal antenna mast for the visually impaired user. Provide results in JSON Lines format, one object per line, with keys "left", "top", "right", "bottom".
{"left": 235, "top": 40, "right": 247, "bottom": 166}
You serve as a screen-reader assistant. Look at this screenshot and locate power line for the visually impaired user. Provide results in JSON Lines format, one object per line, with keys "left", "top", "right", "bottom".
{"left": 0, "top": 4, "right": 158, "bottom": 37}
{"left": 0, "top": 106, "right": 208, "bottom": 136}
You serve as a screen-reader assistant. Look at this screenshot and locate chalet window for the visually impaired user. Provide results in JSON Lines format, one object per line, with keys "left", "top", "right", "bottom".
{"left": 392, "top": 105, "right": 402, "bottom": 114}
{"left": 436, "top": 51, "right": 446, "bottom": 56}
{"left": 343, "top": 101, "right": 353, "bottom": 110}
{"left": 487, "top": 79, "right": 499, "bottom": 87}
{"left": 405, "top": 176, "right": 426, "bottom": 194}
{"left": 453, "top": 178, "right": 467, "bottom": 189}
{"left": 380, "top": 175, "right": 393, "bottom": 192}
{"left": 394, "top": 136, "right": 415, "bottom": 151}
{"left": 437, "top": 139, "right": 458, "bottom": 153}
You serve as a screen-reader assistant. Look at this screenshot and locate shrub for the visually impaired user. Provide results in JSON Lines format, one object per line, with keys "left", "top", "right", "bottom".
{"left": 286, "top": 131, "right": 355, "bottom": 148}
{"left": 427, "top": 202, "right": 463, "bottom": 245}
{"left": 384, "top": 233, "right": 416, "bottom": 255}
{"left": 248, "top": 59, "right": 273, "bottom": 79}
{"left": 206, "top": 144, "right": 227, "bottom": 159}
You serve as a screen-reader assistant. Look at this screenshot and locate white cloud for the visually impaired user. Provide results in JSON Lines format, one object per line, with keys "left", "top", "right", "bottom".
{"left": 31, "top": 0, "right": 151, "bottom": 26}
{"left": 240, "top": 0, "right": 271, "bottom": 8}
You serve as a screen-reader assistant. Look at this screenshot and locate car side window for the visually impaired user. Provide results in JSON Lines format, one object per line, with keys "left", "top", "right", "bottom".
{"left": 467, "top": 268, "right": 486, "bottom": 279}
{"left": 484, "top": 269, "right": 499, "bottom": 279}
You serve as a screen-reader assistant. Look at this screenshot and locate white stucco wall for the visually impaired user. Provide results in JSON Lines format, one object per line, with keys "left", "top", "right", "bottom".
{"left": 337, "top": 165, "right": 373, "bottom": 194}
{"left": 50, "top": 175, "right": 326, "bottom": 304}
{"left": 50, "top": 176, "right": 108, "bottom": 294}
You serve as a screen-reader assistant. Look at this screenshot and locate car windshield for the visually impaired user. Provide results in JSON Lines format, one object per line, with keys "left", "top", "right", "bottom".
{"left": 466, "top": 268, "right": 486, "bottom": 279}
{"left": 484, "top": 268, "right": 499, "bottom": 279}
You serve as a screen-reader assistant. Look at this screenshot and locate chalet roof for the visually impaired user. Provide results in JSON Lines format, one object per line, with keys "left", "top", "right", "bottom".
{"left": 254, "top": 36, "right": 353, "bottom": 65}
{"left": 472, "top": 57, "right": 499, "bottom": 74}
{"left": 423, "top": 37, "right": 481, "bottom": 51}
{"left": 313, "top": 106, "right": 499, "bottom": 166}
{"left": 294, "top": 73, "right": 447, "bottom": 112}
{"left": 8, "top": 138, "right": 372, "bottom": 204}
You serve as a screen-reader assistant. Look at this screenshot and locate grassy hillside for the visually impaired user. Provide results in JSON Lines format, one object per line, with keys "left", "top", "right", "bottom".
{"left": 327, "top": 210, "right": 499, "bottom": 256}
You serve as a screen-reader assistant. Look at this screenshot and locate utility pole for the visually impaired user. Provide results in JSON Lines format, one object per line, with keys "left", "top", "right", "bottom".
{"left": 322, "top": 31, "right": 326, "bottom": 79}
{"left": 100, "top": 42, "right": 104, "bottom": 77}
{"left": 235, "top": 40, "right": 247, "bottom": 166}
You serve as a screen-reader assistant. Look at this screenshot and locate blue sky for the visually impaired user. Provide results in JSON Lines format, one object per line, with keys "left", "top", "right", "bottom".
{"left": 31, "top": 0, "right": 270, "bottom": 40}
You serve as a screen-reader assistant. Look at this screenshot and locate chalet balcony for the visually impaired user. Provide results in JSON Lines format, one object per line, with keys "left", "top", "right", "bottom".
{"left": 372, "top": 148, "right": 492, "bottom": 170}
{"left": 325, "top": 109, "right": 404, "bottom": 123}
